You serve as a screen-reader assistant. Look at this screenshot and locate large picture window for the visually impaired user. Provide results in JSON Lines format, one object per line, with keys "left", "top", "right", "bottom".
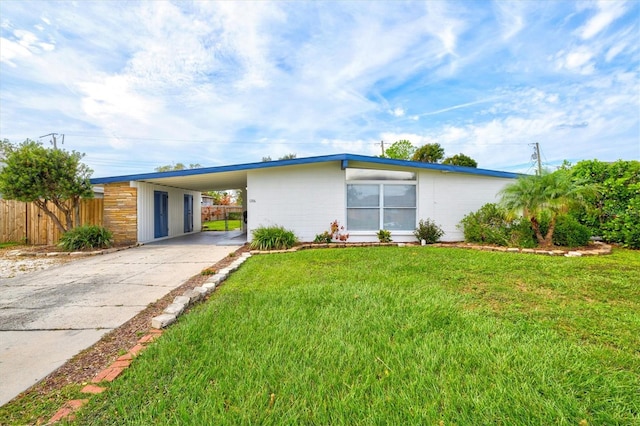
{"left": 347, "top": 183, "right": 416, "bottom": 231}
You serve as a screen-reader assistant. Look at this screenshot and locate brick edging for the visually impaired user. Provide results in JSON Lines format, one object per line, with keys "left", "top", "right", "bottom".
{"left": 48, "top": 251, "right": 253, "bottom": 423}
{"left": 48, "top": 329, "right": 163, "bottom": 423}
{"left": 248, "top": 241, "right": 613, "bottom": 257}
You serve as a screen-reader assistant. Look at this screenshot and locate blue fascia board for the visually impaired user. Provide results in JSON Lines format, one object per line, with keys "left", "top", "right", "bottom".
{"left": 90, "top": 153, "right": 520, "bottom": 184}
{"left": 338, "top": 154, "right": 521, "bottom": 179}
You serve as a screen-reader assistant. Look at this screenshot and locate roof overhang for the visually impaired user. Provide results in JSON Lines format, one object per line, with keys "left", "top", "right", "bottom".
{"left": 90, "top": 153, "right": 520, "bottom": 192}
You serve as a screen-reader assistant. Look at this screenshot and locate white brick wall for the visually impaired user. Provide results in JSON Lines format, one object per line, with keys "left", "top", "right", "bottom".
{"left": 248, "top": 164, "right": 514, "bottom": 243}
{"left": 418, "top": 171, "right": 513, "bottom": 241}
{"left": 247, "top": 162, "right": 346, "bottom": 242}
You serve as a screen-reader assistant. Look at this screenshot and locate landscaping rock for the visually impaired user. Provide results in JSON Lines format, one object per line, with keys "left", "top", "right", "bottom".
{"left": 202, "top": 282, "right": 217, "bottom": 292}
{"left": 183, "top": 289, "right": 202, "bottom": 303}
{"left": 151, "top": 314, "right": 176, "bottom": 329}
{"left": 173, "top": 295, "right": 191, "bottom": 306}
{"left": 163, "top": 303, "right": 185, "bottom": 316}
{"left": 193, "top": 286, "right": 208, "bottom": 296}
{"left": 208, "top": 273, "right": 227, "bottom": 283}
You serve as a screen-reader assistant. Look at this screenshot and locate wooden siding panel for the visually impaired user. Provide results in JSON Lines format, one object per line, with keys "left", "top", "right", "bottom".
{"left": 103, "top": 183, "right": 138, "bottom": 246}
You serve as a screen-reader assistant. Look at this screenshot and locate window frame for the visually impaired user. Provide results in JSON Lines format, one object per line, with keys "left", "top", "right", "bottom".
{"left": 346, "top": 174, "right": 417, "bottom": 233}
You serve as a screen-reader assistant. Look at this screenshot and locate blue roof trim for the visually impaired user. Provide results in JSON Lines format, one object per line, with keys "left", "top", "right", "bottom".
{"left": 90, "top": 153, "right": 520, "bottom": 184}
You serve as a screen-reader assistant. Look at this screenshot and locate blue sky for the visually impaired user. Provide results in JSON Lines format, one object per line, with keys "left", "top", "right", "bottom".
{"left": 1, "top": 0, "right": 638, "bottom": 178}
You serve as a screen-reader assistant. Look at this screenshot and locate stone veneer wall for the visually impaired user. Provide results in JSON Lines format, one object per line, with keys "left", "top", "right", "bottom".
{"left": 103, "top": 182, "right": 138, "bottom": 246}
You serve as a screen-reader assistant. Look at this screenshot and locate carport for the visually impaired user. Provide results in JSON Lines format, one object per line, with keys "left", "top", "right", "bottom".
{"left": 91, "top": 162, "right": 254, "bottom": 246}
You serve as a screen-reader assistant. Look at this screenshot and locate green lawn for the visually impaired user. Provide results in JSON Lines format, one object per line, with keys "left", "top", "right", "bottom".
{"left": 202, "top": 219, "right": 241, "bottom": 231}
{"left": 43, "top": 248, "right": 640, "bottom": 423}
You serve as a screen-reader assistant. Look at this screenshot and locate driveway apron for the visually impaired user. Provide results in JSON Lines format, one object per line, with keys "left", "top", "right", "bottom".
{"left": 0, "top": 233, "right": 241, "bottom": 406}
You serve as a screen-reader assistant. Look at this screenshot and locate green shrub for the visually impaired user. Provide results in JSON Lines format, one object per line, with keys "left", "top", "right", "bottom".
{"left": 250, "top": 226, "right": 297, "bottom": 250}
{"left": 377, "top": 229, "right": 392, "bottom": 243}
{"left": 59, "top": 225, "right": 113, "bottom": 251}
{"left": 414, "top": 219, "right": 444, "bottom": 244}
{"left": 313, "top": 220, "right": 349, "bottom": 243}
{"left": 459, "top": 203, "right": 511, "bottom": 246}
{"left": 552, "top": 215, "right": 592, "bottom": 247}
{"left": 313, "top": 231, "right": 332, "bottom": 243}
{"left": 508, "top": 218, "right": 537, "bottom": 248}
{"left": 459, "top": 203, "right": 537, "bottom": 248}
{"left": 602, "top": 196, "right": 640, "bottom": 249}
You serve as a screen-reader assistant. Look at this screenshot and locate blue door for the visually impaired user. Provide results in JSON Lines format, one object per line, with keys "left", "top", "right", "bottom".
{"left": 154, "top": 191, "right": 169, "bottom": 238}
{"left": 184, "top": 194, "right": 193, "bottom": 233}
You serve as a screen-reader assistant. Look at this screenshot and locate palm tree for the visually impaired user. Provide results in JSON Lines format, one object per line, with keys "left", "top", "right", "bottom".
{"left": 500, "top": 170, "right": 590, "bottom": 247}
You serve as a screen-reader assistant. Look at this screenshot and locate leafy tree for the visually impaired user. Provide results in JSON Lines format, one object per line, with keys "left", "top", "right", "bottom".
{"left": 0, "top": 139, "right": 93, "bottom": 233}
{"left": 443, "top": 153, "right": 478, "bottom": 168}
{"left": 499, "top": 170, "right": 591, "bottom": 247}
{"left": 262, "top": 154, "right": 297, "bottom": 162}
{"left": 205, "top": 191, "right": 233, "bottom": 205}
{"left": 383, "top": 140, "right": 416, "bottom": 160}
{"left": 568, "top": 159, "right": 640, "bottom": 248}
{"left": 203, "top": 190, "right": 243, "bottom": 205}
{"left": 412, "top": 143, "right": 445, "bottom": 163}
{"left": 155, "top": 163, "right": 201, "bottom": 172}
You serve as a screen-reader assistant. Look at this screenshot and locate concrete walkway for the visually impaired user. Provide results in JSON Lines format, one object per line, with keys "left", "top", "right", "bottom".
{"left": 0, "top": 232, "right": 242, "bottom": 406}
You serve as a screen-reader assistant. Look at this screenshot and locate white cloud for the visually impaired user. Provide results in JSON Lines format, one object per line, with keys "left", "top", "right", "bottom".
{"left": 390, "top": 107, "right": 405, "bottom": 117}
{"left": 554, "top": 47, "right": 596, "bottom": 74}
{"left": 78, "top": 75, "right": 161, "bottom": 126}
{"left": 0, "top": 0, "right": 637, "bottom": 177}
{"left": 578, "top": 0, "right": 628, "bottom": 40}
{"left": 423, "top": 1, "right": 465, "bottom": 57}
{"left": 321, "top": 138, "right": 376, "bottom": 156}
{"left": 0, "top": 37, "right": 31, "bottom": 66}
{"left": 493, "top": 1, "right": 526, "bottom": 40}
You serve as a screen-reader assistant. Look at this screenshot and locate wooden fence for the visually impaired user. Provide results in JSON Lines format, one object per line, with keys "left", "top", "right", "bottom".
{"left": 0, "top": 198, "right": 103, "bottom": 245}
{"left": 201, "top": 205, "right": 243, "bottom": 222}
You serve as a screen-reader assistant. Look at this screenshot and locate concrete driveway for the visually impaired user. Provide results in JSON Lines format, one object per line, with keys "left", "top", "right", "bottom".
{"left": 0, "top": 232, "right": 243, "bottom": 406}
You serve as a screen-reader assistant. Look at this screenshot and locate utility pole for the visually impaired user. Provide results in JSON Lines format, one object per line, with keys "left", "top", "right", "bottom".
{"left": 39, "top": 133, "right": 64, "bottom": 149}
{"left": 380, "top": 140, "right": 385, "bottom": 157}
{"left": 530, "top": 142, "right": 542, "bottom": 176}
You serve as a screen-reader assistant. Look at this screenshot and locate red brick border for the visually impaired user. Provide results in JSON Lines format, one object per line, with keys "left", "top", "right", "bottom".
{"left": 48, "top": 399, "right": 88, "bottom": 423}
{"left": 48, "top": 329, "right": 164, "bottom": 424}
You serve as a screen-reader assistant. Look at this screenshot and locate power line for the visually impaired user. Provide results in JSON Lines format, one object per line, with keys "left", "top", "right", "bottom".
{"left": 63, "top": 132, "right": 531, "bottom": 147}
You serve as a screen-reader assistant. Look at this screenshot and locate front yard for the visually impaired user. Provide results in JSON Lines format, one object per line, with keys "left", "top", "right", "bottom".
{"left": 64, "top": 246, "right": 639, "bottom": 424}
{"left": 2, "top": 246, "right": 637, "bottom": 424}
